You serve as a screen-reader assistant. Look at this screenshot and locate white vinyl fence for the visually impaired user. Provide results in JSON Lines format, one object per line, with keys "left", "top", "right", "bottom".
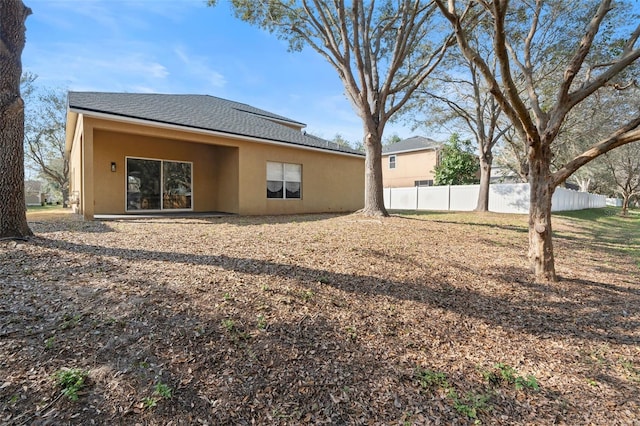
{"left": 384, "top": 183, "right": 607, "bottom": 214}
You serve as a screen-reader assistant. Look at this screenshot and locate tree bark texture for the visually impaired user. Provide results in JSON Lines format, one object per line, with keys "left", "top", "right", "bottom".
{"left": 621, "top": 196, "right": 630, "bottom": 216}
{"left": 475, "top": 154, "right": 492, "bottom": 211}
{"left": 528, "top": 143, "right": 556, "bottom": 281}
{"left": 361, "top": 129, "right": 388, "bottom": 217}
{"left": 0, "top": 0, "right": 33, "bottom": 238}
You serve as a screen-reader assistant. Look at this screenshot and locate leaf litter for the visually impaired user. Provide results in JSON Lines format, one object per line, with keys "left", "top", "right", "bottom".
{"left": 0, "top": 211, "right": 638, "bottom": 425}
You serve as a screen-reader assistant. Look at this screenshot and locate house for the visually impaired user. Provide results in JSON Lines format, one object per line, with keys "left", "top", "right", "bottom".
{"left": 65, "top": 92, "right": 365, "bottom": 219}
{"left": 24, "top": 180, "right": 44, "bottom": 206}
{"left": 490, "top": 165, "right": 523, "bottom": 183}
{"left": 381, "top": 136, "right": 441, "bottom": 188}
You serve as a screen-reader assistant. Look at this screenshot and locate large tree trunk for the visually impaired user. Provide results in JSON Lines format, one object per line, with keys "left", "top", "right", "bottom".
{"left": 475, "top": 153, "right": 492, "bottom": 211}
{"left": 621, "top": 194, "right": 630, "bottom": 216}
{"left": 0, "top": 0, "right": 32, "bottom": 239}
{"left": 62, "top": 187, "right": 69, "bottom": 208}
{"left": 361, "top": 129, "right": 388, "bottom": 217}
{"left": 528, "top": 144, "right": 556, "bottom": 281}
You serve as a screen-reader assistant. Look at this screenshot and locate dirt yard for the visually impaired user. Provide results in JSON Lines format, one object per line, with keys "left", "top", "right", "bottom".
{"left": 1, "top": 210, "right": 639, "bottom": 425}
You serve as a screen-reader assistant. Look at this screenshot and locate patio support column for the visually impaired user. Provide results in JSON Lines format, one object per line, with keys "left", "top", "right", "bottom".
{"left": 81, "top": 121, "right": 94, "bottom": 220}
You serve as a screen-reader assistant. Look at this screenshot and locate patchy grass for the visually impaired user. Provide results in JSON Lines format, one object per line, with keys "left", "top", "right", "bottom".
{"left": 26, "top": 204, "right": 65, "bottom": 212}
{"left": 554, "top": 207, "right": 640, "bottom": 269}
{"left": 26, "top": 205, "right": 77, "bottom": 224}
{"left": 1, "top": 210, "right": 638, "bottom": 424}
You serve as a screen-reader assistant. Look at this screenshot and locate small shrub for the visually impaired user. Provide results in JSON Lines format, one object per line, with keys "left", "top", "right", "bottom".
{"left": 142, "top": 397, "right": 158, "bottom": 408}
{"left": 451, "top": 391, "right": 491, "bottom": 420}
{"left": 483, "top": 363, "right": 539, "bottom": 391}
{"left": 154, "top": 382, "right": 172, "bottom": 399}
{"left": 54, "top": 368, "right": 88, "bottom": 401}
{"left": 415, "top": 367, "right": 450, "bottom": 390}
{"left": 515, "top": 375, "right": 539, "bottom": 391}
{"left": 416, "top": 367, "right": 492, "bottom": 422}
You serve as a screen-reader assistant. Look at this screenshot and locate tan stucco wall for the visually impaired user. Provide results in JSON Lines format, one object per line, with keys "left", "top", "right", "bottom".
{"left": 92, "top": 128, "right": 231, "bottom": 214}
{"left": 70, "top": 116, "right": 364, "bottom": 218}
{"left": 68, "top": 117, "right": 83, "bottom": 213}
{"left": 237, "top": 142, "right": 364, "bottom": 215}
{"left": 382, "top": 150, "right": 438, "bottom": 188}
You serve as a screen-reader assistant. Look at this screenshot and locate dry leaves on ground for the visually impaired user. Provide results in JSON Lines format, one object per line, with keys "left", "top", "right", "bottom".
{"left": 1, "top": 211, "right": 639, "bottom": 425}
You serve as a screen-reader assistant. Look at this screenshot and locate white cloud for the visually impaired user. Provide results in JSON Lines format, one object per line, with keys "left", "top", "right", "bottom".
{"left": 173, "top": 46, "right": 227, "bottom": 91}
{"left": 24, "top": 40, "right": 170, "bottom": 92}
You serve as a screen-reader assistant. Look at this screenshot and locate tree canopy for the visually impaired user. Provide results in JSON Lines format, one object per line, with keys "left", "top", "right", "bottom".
{"left": 434, "top": 133, "right": 479, "bottom": 185}
{"left": 209, "top": 0, "right": 456, "bottom": 216}
{"left": 22, "top": 73, "right": 69, "bottom": 206}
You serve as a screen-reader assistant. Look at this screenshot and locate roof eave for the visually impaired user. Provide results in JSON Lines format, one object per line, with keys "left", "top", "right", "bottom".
{"left": 382, "top": 146, "right": 440, "bottom": 155}
{"left": 64, "top": 110, "right": 79, "bottom": 158}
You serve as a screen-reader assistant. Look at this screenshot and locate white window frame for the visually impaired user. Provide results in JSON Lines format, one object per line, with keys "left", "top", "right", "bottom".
{"left": 266, "top": 161, "right": 302, "bottom": 200}
{"left": 125, "top": 156, "right": 193, "bottom": 212}
{"left": 389, "top": 155, "right": 396, "bottom": 169}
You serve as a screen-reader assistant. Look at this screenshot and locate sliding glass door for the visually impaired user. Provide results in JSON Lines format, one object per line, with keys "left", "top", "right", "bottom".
{"left": 126, "top": 157, "right": 192, "bottom": 211}
{"left": 163, "top": 161, "right": 192, "bottom": 209}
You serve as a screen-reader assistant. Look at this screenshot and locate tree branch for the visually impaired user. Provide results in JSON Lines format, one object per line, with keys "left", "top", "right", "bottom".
{"left": 435, "top": 0, "right": 531, "bottom": 146}
{"left": 552, "top": 116, "right": 640, "bottom": 187}
{"left": 556, "top": 0, "right": 611, "bottom": 108}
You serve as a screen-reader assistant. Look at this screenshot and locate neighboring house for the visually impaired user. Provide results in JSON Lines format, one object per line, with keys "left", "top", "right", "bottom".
{"left": 25, "top": 180, "right": 44, "bottom": 206}
{"left": 65, "top": 92, "right": 365, "bottom": 219}
{"left": 490, "top": 165, "right": 523, "bottom": 183}
{"left": 382, "top": 136, "right": 441, "bottom": 188}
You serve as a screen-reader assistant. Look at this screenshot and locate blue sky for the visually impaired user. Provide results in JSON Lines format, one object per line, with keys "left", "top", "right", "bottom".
{"left": 23, "top": 0, "right": 415, "bottom": 145}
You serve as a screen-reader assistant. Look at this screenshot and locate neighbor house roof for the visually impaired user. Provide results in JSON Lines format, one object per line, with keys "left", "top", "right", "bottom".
{"left": 382, "top": 136, "right": 441, "bottom": 155}
{"left": 67, "top": 92, "right": 363, "bottom": 156}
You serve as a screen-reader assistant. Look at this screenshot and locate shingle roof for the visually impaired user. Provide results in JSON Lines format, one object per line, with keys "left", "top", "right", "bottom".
{"left": 67, "top": 92, "right": 363, "bottom": 156}
{"left": 382, "top": 136, "right": 441, "bottom": 154}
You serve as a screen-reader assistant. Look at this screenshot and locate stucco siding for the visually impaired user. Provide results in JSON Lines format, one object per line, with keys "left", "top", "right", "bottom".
{"left": 382, "top": 150, "right": 438, "bottom": 188}
{"left": 237, "top": 143, "right": 364, "bottom": 215}
{"left": 92, "top": 128, "right": 221, "bottom": 214}
{"left": 71, "top": 116, "right": 364, "bottom": 218}
{"left": 69, "top": 118, "right": 83, "bottom": 213}
{"left": 213, "top": 146, "right": 239, "bottom": 213}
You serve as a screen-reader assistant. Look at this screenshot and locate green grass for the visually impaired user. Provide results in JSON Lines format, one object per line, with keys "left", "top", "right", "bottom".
{"left": 553, "top": 206, "right": 638, "bottom": 221}
{"left": 26, "top": 204, "right": 65, "bottom": 212}
{"left": 398, "top": 207, "right": 639, "bottom": 268}
{"left": 554, "top": 207, "right": 640, "bottom": 266}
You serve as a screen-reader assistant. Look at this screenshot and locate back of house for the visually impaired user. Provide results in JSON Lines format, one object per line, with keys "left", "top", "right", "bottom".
{"left": 65, "top": 92, "right": 365, "bottom": 219}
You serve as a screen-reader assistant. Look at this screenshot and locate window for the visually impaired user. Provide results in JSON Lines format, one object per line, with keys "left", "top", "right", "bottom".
{"left": 126, "top": 157, "right": 192, "bottom": 211}
{"left": 389, "top": 155, "right": 396, "bottom": 169}
{"left": 267, "top": 162, "right": 301, "bottom": 199}
{"left": 415, "top": 180, "right": 434, "bottom": 187}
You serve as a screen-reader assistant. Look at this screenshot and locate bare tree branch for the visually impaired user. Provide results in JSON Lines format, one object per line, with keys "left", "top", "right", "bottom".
{"left": 552, "top": 116, "right": 640, "bottom": 186}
